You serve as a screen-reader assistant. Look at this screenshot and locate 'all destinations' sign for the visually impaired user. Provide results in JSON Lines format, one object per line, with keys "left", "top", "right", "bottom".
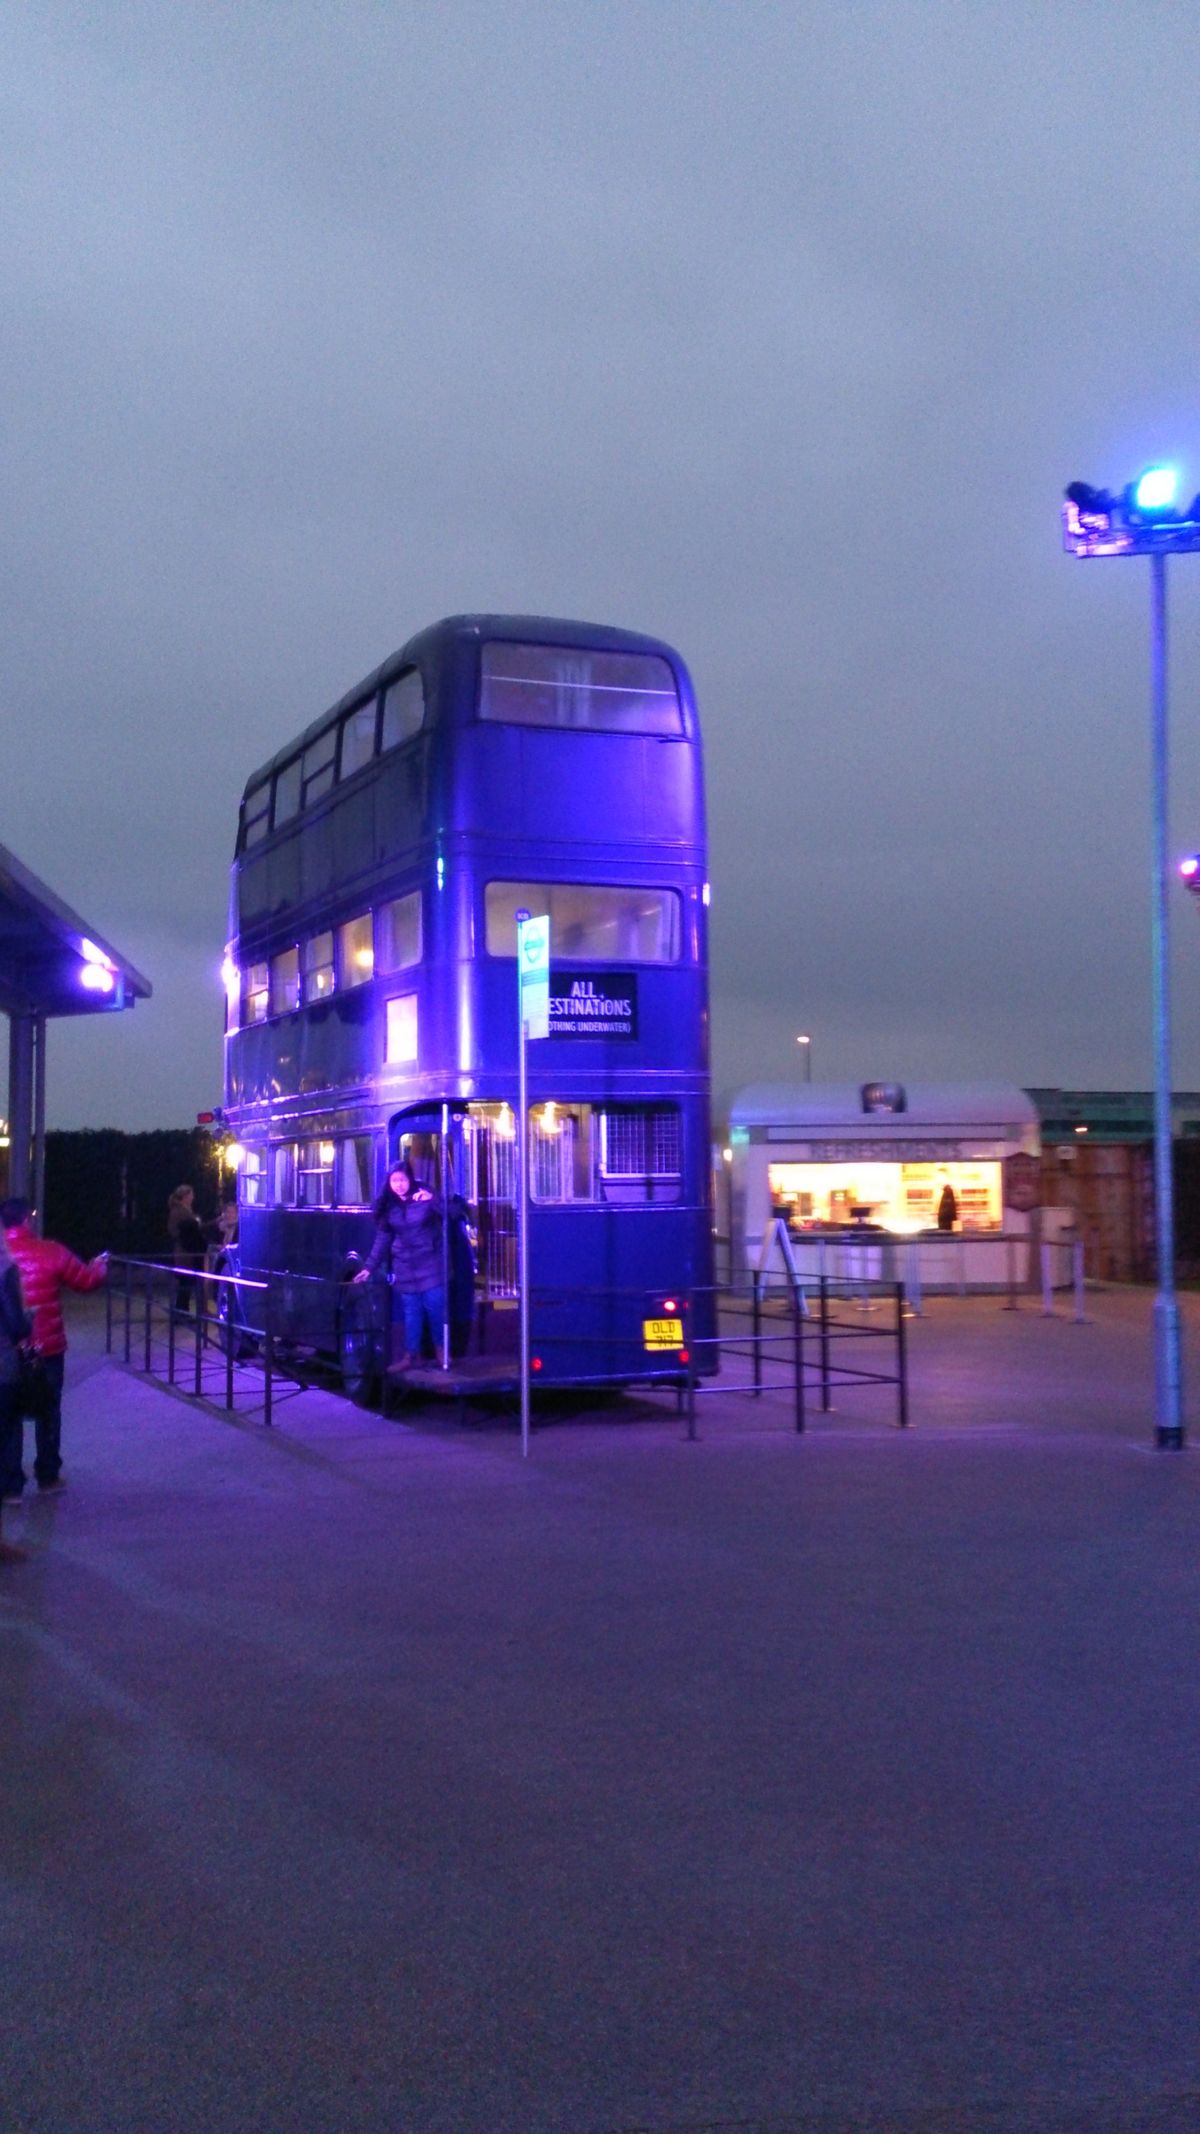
{"left": 549, "top": 970, "right": 638, "bottom": 1040}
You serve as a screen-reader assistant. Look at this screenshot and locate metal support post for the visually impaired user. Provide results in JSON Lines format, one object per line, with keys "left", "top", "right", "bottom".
{"left": 791, "top": 1275, "right": 805, "bottom": 1434}
{"left": 751, "top": 1270, "right": 762, "bottom": 1397}
{"left": 143, "top": 1265, "right": 153, "bottom": 1373}
{"left": 1149, "top": 552, "right": 1185, "bottom": 1446}
{"left": 819, "top": 1274, "right": 832, "bottom": 1412}
{"left": 517, "top": 1016, "right": 530, "bottom": 1458}
{"left": 895, "top": 1283, "right": 909, "bottom": 1429}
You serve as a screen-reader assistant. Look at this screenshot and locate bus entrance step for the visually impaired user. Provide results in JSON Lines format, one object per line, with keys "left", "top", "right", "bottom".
{"left": 385, "top": 1357, "right": 520, "bottom": 1398}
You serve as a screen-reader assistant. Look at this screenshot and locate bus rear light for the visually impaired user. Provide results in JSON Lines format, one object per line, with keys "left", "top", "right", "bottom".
{"left": 679, "top": 1350, "right": 689, "bottom": 1365}
{"left": 532, "top": 1356, "right": 543, "bottom": 1372}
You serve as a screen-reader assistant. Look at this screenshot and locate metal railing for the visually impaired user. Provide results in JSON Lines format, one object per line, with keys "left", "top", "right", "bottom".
{"left": 746, "top": 1222, "right": 1087, "bottom": 1319}
{"left": 102, "top": 1257, "right": 910, "bottom": 1441}
{"left": 674, "top": 1276, "right": 908, "bottom": 1439}
{"left": 102, "top": 1256, "right": 390, "bottom": 1423}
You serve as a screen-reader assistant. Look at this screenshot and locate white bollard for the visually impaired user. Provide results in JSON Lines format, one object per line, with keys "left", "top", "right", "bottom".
{"left": 1040, "top": 1239, "right": 1054, "bottom": 1317}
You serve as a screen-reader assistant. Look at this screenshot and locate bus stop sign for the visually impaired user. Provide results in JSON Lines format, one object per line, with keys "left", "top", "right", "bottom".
{"left": 517, "top": 912, "right": 550, "bottom": 1039}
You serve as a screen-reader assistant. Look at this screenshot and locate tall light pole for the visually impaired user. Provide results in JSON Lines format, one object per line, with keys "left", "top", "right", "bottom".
{"left": 1063, "top": 468, "right": 1196, "bottom": 1448}
{"left": 796, "top": 1032, "right": 812, "bottom": 1084}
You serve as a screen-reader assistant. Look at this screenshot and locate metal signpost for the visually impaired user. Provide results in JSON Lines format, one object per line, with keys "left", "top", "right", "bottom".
{"left": 515, "top": 910, "right": 549, "bottom": 1457}
{"left": 1062, "top": 467, "right": 1200, "bottom": 1448}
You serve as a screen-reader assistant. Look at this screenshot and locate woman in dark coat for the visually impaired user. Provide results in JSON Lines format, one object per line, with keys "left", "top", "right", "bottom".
{"left": 354, "top": 1160, "right": 444, "bottom": 1370}
{"left": 0, "top": 1229, "right": 33, "bottom": 1561}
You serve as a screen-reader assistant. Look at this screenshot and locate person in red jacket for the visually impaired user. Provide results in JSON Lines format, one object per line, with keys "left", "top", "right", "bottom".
{"left": 0, "top": 1198, "right": 107, "bottom": 1497}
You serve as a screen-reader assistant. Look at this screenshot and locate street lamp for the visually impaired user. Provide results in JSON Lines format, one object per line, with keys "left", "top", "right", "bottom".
{"left": 796, "top": 1032, "right": 813, "bottom": 1083}
{"left": 1063, "top": 468, "right": 1200, "bottom": 1448}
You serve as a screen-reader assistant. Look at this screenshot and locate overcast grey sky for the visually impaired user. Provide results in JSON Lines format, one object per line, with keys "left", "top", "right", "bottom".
{"left": 5, "top": 0, "right": 1200, "bottom": 1128}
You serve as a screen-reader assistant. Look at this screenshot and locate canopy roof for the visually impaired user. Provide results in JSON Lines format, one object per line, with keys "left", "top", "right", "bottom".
{"left": 0, "top": 840, "right": 151, "bottom": 1020}
{"left": 730, "top": 1082, "right": 1038, "bottom": 1136}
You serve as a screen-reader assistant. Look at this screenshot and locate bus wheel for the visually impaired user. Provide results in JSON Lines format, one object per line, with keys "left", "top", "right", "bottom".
{"left": 338, "top": 1285, "right": 380, "bottom": 1407}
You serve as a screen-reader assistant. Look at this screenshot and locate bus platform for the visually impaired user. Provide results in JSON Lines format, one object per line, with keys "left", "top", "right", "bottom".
{"left": 5, "top": 1288, "right": 1200, "bottom": 2133}
{"left": 383, "top": 1351, "right": 520, "bottom": 1418}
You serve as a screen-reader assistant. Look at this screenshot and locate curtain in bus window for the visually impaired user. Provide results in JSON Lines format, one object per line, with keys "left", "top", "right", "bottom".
{"left": 302, "top": 732, "right": 337, "bottom": 808}
{"left": 302, "top": 932, "right": 334, "bottom": 1002}
{"left": 338, "top": 913, "right": 373, "bottom": 986}
{"left": 335, "top": 1136, "right": 373, "bottom": 1207}
{"left": 242, "top": 784, "right": 270, "bottom": 848}
{"left": 297, "top": 1139, "right": 335, "bottom": 1207}
{"left": 273, "top": 759, "right": 302, "bottom": 827}
{"left": 479, "top": 643, "right": 681, "bottom": 734}
{"left": 339, "top": 699, "right": 377, "bottom": 781}
{"left": 529, "top": 1104, "right": 594, "bottom": 1202}
{"left": 381, "top": 670, "right": 425, "bottom": 750}
{"left": 244, "top": 962, "right": 269, "bottom": 1023}
{"left": 270, "top": 1145, "right": 297, "bottom": 1205}
{"left": 270, "top": 947, "right": 300, "bottom": 1015}
{"left": 385, "top": 994, "right": 418, "bottom": 1064}
{"left": 377, "top": 891, "right": 422, "bottom": 972}
{"left": 239, "top": 1149, "right": 264, "bottom": 1205}
{"left": 485, "top": 882, "right": 680, "bottom": 962}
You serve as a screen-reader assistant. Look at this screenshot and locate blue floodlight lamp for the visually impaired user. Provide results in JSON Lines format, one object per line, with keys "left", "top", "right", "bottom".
{"left": 1133, "top": 466, "right": 1180, "bottom": 516}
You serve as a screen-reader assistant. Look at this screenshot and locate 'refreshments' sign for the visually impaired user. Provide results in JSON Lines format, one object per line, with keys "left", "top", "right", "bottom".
{"left": 549, "top": 970, "right": 638, "bottom": 1040}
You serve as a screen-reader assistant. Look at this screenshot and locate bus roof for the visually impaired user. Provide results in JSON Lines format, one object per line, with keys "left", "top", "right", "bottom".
{"left": 240, "top": 614, "right": 690, "bottom": 800}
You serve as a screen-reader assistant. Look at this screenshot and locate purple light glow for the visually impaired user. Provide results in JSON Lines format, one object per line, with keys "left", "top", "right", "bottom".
{"left": 80, "top": 962, "right": 115, "bottom": 992}
{"left": 1180, "top": 857, "right": 1199, "bottom": 879}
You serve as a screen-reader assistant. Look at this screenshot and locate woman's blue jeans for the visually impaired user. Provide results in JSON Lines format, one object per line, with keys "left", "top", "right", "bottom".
{"left": 394, "top": 1286, "right": 446, "bottom": 1357}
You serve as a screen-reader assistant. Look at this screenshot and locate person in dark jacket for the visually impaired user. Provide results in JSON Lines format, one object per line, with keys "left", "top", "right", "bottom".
{"left": 353, "top": 1160, "right": 444, "bottom": 1370}
{"left": 0, "top": 1228, "right": 33, "bottom": 1561}
{"left": 167, "top": 1184, "right": 218, "bottom": 1314}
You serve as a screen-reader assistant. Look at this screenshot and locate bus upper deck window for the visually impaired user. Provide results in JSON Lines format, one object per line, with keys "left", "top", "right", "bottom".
{"left": 301, "top": 732, "right": 336, "bottom": 809}
{"left": 339, "top": 698, "right": 378, "bottom": 781}
{"left": 338, "top": 912, "right": 373, "bottom": 987}
{"left": 242, "top": 784, "right": 270, "bottom": 848}
{"left": 381, "top": 670, "right": 424, "bottom": 752}
{"left": 244, "top": 961, "right": 269, "bottom": 1024}
{"left": 270, "top": 946, "right": 300, "bottom": 1016}
{"left": 478, "top": 642, "right": 682, "bottom": 734}
{"left": 376, "top": 891, "right": 422, "bottom": 973}
{"left": 273, "top": 758, "right": 301, "bottom": 827}
{"left": 302, "top": 931, "right": 334, "bottom": 1003}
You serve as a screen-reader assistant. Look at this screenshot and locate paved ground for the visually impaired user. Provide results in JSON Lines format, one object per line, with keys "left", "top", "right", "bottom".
{"left": 3, "top": 1288, "right": 1200, "bottom": 2133}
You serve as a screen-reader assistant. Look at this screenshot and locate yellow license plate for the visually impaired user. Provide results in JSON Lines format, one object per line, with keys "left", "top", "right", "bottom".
{"left": 643, "top": 1316, "right": 684, "bottom": 1351}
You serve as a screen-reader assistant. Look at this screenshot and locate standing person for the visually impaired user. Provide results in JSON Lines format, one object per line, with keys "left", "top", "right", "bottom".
{"left": 353, "top": 1160, "right": 444, "bottom": 1370}
{"left": 0, "top": 1226, "right": 32, "bottom": 1559}
{"left": 936, "top": 1179, "right": 958, "bottom": 1233}
{"left": 167, "top": 1184, "right": 212, "bottom": 1314}
{"left": 1, "top": 1198, "right": 107, "bottom": 1496}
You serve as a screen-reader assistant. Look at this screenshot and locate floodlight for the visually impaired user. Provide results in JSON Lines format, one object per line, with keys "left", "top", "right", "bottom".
{"left": 1133, "top": 466, "right": 1179, "bottom": 515}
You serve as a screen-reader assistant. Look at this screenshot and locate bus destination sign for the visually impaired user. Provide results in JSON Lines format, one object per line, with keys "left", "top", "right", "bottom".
{"left": 549, "top": 971, "right": 638, "bottom": 1040}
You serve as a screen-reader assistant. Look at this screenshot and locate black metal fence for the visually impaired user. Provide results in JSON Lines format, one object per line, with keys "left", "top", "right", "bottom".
{"left": 103, "top": 1258, "right": 910, "bottom": 1438}
{"left": 103, "top": 1256, "right": 389, "bottom": 1425}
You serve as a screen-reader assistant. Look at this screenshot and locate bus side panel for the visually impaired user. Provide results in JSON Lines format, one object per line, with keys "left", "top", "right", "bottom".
{"left": 528, "top": 1203, "right": 714, "bottom": 1383}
